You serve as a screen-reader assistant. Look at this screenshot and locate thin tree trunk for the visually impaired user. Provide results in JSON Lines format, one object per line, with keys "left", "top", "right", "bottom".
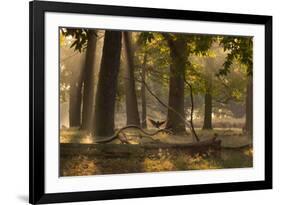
{"left": 184, "top": 78, "right": 200, "bottom": 141}
{"left": 203, "top": 91, "right": 213, "bottom": 130}
{"left": 81, "top": 30, "right": 97, "bottom": 130}
{"left": 203, "top": 59, "right": 213, "bottom": 130}
{"left": 138, "top": 72, "right": 198, "bottom": 141}
{"left": 123, "top": 32, "right": 140, "bottom": 126}
{"left": 141, "top": 53, "right": 147, "bottom": 128}
{"left": 92, "top": 31, "right": 122, "bottom": 137}
{"left": 245, "top": 75, "right": 253, "bottom": 136}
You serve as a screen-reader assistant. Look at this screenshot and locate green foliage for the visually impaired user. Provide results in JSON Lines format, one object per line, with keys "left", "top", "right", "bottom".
{"left": 137, "top": 32, "right": 155, "bottom": 45}
{"left": 215, "top": 65, "right": 247, "bottom": 105}
{"left": 188, "top": 35, "right": 214, "bottom": 55}
{"left": 186, "top": 42, "right": 247, "bottom": 111}
{"left": 135, "top": 31, "right": 215, "bottom": 92}
{"left": 59, "top": 28, "right": 251, "bottom": 124}
{"left": 61, "top": 28, "right": 97, "bottom": 52}
{"left": 134, "top": 31, "right": 248, "bottom": 112}
{"left": 59, "top": 28, "right": 87, "bottom": 102}
{"left": 218, "top": 36, "right": 253, "bottom": 76}
{"left": 135, "top": 32, "right": 171, "bottom": 86}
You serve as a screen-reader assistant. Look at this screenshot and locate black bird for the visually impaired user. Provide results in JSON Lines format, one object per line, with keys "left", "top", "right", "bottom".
{"left": 148, "top": 118, "right": 166, "bottom": 128}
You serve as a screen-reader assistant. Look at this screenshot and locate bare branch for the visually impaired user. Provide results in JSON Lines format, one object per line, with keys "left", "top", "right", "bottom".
{"left": 184, "top": 78, "right": 200, "bottom": 142}
{"left": 136, "top": 71, "right": 199, "bottom": 140}
{"left": 94, "top": 125, "right": 172, "bottom": 143}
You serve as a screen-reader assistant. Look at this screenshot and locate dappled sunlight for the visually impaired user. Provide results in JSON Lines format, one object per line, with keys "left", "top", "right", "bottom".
{"left": 80, "top": 134, "right": 94, "bottom": 144}
{"left": 60, "top": 145, "right": 252, "bottom": 176}
{"left": 59, "top": 27, "right": 253, "bottom": 176}
{"left": 243, "top": 147, "right": 253, "bottom": 157}
{"left": 184, "top": 154, "right": 222, "bottom": 170}
{"left": 61, "top": 155, "right": 98, "bottom": 176}
{"left": 143, "top": 158, "right": 175, "bottom": 172}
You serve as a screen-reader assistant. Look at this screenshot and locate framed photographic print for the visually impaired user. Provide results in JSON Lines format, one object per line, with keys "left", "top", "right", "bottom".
{"left": 29, "top": 0, "right": 272, "bottom": 204}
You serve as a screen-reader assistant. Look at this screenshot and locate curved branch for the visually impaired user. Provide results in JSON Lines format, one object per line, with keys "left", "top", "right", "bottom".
{"left": 184, "top": 78, "right": 200, "bottom": 142}
{"left": 94, "top": 125, "right": 172, "bottom": 144}
{"left": 137, "top": 71, "right": 199, "bottom": 141}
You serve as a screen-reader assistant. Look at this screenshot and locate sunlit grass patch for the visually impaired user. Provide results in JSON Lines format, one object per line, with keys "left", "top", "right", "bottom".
{"left": 142, "top": 158, "right": 175, "bottom": 172}
{"left": 60, "top": 128, "right": 91, "bottom": 144}
{"left": 60, "top": 145, "right": 252, "bottom": 176}
{"left": 185, "top": 155, "right": 222, "bottom": 170}
{"left": 59, "top": 127, "right": 253, "bottom": 176}
{"left": 61, "top": 155, "right": 98, "bottom": 176}
{"left": 244, "top": 147, "right": 253, "bottom": 157}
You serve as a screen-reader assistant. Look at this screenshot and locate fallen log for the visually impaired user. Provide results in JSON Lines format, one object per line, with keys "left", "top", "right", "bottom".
{"left": 60, "top": 137, "right": 221, "bottom": 158}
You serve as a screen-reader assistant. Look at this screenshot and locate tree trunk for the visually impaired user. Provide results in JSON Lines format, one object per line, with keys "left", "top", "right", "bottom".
{"left": 69, "top": 79, "right": 82, "bottom": 127}
{"left": 203, "top": 91, "right": 213, "bottom": 130}
{"left": 81, "top": 30, "right": 97, "bottom": 130}
{"left": 141, "top": 53, "right": 147, "bottom": 128}
{"left": 165, "top": 37, "right": 186, "bottom": 133}
{"left": 92, "top": 31, "right": 122, "bottom": 137}
{"left": 203, "top": 58, "right": 214, "bottom": 130}
{"left": 123, "top": 32, "right": 140, "bottom": 126}
{"left": 245, "top": 75, "right": 253, "bottom": 136}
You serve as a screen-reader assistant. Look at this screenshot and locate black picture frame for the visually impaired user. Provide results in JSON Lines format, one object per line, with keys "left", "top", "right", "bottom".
{"left": 29, "top": 0, "right": 272, "bottom": 204}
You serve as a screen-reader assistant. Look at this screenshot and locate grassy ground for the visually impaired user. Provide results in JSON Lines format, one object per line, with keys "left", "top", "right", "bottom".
{"left": 60, "top": 127, "right": 252, "bottom": 176}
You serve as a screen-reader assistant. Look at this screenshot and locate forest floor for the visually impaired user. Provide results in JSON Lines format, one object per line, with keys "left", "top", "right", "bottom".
{"left": 60, "top": 127, "right": 253, "bottom": 176}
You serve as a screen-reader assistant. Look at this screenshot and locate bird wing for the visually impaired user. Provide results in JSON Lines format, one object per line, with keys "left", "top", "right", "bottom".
{"left": 148, "top": 118, "right": 157, "bottom": 127}
{"left": 158, "top": 120, "right": 166, "bottom": 127}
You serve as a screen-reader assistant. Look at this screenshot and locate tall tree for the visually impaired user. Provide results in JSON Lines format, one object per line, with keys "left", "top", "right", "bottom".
{"left": 202, "top": 83, "right": 213, "bottom": 129}
{"left": 163, "top": 34, "right": 187, "bottom": 133}
{"left": 81, "top": 30, "right": 97, "bottom": 130}
{"left": 188, "top": 41, "right": 230, "bottom": 130}
{"left": 137, "top": 32, "right": 212, "bottom": 134}
{"left": 141, "top": 53, "right": 148, "bottom": 128}
{"left": 60, "top": 28, "right": 85, "bottom": 128}
{"left": 202, "top": 57, "right": 215, "bottom": 130}
{"left": 123, "top": 32, "right": 141, "bottom": 126}
{"left": 92, "top": 31, "right": 122, "bottom": 137}
{"left": 61, "top": 28, "right": 96, "bottom": 128}
{"left": 69, "top": 77, "right": 83, "bottom": 127}
{"left": 245, "top": 75, "right": 253, "bottom": 135}
{"left": 219, "top": 36, "right": 253, "bottom": 135}
{"left": 163, "top": 34, "right": 213, "bottom": 133}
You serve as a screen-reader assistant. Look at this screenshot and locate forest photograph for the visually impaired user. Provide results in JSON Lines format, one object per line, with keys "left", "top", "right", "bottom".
{"left": 59, "top": 27, "right": 253, "bottom": 176}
